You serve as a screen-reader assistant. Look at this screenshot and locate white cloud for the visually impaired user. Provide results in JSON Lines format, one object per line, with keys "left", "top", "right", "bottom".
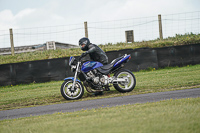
{"left": 0, "top": 10, "right": 14, "bottom": 22}
{"left": 14, "top": 8, "right": 36, "bottom": 19}
{"left": 97, "top": 0, "right": 199, "bottom": 20}
{"left": 13, "top": 8, "right": 64, "bottom": 27}
{"left": 0, "top": 10, "right": 15, "bottom": 29}
{"left": 0, "top": 7, "right": 66, "bottom": 30}
{"left": 0, "top": 0, "right": 198, "bottom": 30}
{"left": 0, "top": 9, "right": 37, "bottom": 30}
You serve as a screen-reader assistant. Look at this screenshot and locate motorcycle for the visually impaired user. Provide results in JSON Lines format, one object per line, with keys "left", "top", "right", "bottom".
{"left": 61, "top": 54, "right": 136, "bottom": 100}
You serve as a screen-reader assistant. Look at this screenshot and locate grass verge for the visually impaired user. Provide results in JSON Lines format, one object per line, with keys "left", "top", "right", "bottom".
{"left": 0, "top": 64, "right": 200, "bottom": 111}
{"left": 0, "top": 97, "right": 199, "bottom": 133}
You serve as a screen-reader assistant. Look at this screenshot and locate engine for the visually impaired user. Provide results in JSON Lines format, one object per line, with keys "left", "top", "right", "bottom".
{"left": 86, "top": 69, "right": 108, "bottom": 85}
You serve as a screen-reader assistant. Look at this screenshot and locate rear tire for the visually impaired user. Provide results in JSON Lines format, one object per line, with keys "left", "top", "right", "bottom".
{"left": 113, "top": 69, "right": 136, "bottom": 93}
{"left": 61, "top": 79, "right": 84, "bottom": 100}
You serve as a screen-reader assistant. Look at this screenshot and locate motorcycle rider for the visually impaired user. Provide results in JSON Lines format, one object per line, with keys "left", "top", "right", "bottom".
{"left": 79, "top": 37, "right": 110, "bottom": 94}
{"left": 79, "top": 37, "right": 108, "bottom": 65}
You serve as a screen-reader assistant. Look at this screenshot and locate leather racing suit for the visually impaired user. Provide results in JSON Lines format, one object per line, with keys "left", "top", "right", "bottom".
{"left": 85, "top": 44, "right": 108, "bottom": 65}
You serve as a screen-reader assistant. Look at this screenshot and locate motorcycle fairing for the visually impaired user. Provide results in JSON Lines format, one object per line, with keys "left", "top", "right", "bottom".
{"left": 113, "top": 54, "right": 130, "bottom": 67}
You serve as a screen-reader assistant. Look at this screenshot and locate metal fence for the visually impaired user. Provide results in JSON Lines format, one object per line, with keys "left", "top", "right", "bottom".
{"left": 0, "top": 11, "right": 200, "bottom": 48}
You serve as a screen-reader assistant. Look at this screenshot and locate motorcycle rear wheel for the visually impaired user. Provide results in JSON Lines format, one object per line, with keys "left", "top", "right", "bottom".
{"left": 61, "top": 79, "right": 84, "bottom": 100}
{"left": 113, "top": 69, "right": 136, "bottom": 93}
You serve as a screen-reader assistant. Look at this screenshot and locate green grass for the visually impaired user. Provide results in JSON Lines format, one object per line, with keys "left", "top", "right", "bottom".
{"left": 0, "top": 97, "right": 199, "bottom": 133}
{"left": 0, "top": 33, "right": 200, "bottom": 64}
{"left": 0, "top": 64, "right": 200, "bottom": 111}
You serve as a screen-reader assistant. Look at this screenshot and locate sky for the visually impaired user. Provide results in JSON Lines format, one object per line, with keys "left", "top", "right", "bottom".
{"left": 0, "top": 0, "right": 200, "bottom": 30}
{"left": 0, "top": 0, "right": 200, "bottom": 47}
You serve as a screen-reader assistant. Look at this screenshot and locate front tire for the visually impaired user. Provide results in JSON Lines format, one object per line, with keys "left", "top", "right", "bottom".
{"left": 61, "top": 79, "right": 84, "bottom": 100}
{"left": 113, "top": 69, "right": 136, "bottom": 93}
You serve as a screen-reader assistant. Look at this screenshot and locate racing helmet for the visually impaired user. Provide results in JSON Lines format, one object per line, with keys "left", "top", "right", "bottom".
{"left": 79, "top": 37, "right": 90, "bottom": 51}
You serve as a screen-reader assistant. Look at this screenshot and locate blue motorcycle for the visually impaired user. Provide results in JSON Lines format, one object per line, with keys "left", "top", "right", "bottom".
{"left": 61, "top": 54, "right": 136, "bottom": 100}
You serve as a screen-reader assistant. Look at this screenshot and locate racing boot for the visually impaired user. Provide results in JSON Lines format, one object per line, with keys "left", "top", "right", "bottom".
{"left": 94, "top": 91, "right": 104, "bottom": 96}
{"left": 105, "top": 85, "right": 110, "bottom": 91}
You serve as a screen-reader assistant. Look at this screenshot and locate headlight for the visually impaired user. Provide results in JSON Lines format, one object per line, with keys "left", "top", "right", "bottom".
{"left": 71, "top": 65, "right": 76, "bottom": 72}
{"left": 69, "top": 56, "right": 75, "bottom": 66}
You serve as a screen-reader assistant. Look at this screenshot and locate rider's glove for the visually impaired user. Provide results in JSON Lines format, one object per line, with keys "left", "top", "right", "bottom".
{"left": 81, "top": 52, "right": 88, "bottom": 57}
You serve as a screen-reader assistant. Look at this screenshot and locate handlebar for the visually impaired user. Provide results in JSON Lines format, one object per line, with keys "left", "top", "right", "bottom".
{"left": 78, "top": 53, "right": 87, "bottom": 61}
{"left": 78, "top": 55, "right": 83, "bottom": 61}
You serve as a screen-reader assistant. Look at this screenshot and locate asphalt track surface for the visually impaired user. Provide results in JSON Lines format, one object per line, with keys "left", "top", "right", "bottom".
{"left": 0, "top": 88, "right": 200, "bottom": 120}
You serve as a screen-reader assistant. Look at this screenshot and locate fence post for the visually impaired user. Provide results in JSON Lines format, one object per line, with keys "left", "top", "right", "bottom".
{"left": 9, "top": 28, "right": 15, "bottom": 56}
{"left": 84, "top": 21, "right": 88, "bottom": 38}
{"left": 125, "top": 30, "right": 134, "bottom": 43}
{"left": 158, "top": 14, "right": 163, "bottom": 40}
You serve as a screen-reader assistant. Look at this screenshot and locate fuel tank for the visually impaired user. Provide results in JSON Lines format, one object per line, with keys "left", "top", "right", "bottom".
{"left": 81, "top": 61, "right": 103, "bottom": 73}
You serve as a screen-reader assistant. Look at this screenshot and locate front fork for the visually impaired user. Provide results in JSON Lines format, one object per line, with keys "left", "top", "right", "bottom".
{"left": 71, "top": 62, "right": 81, "bottom": 91}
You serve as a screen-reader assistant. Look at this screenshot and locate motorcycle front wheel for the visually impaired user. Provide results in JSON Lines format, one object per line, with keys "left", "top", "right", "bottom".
{"left": 61, "top": 79, "right": 84, "bottom": 100}
{"left": 113, "top": 69, "right": 136, "bottom": 93}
